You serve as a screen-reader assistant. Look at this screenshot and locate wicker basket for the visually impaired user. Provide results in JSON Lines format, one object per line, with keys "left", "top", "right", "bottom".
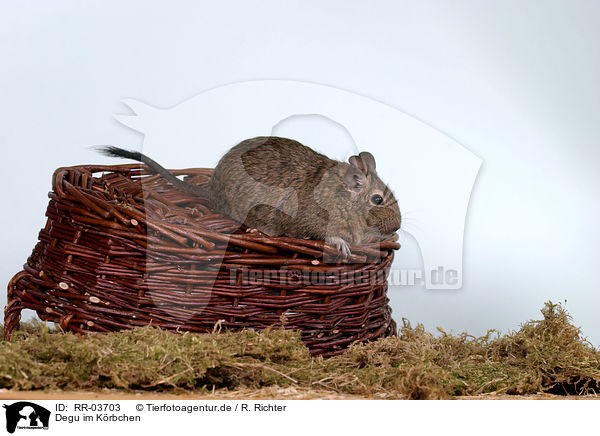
{"left": 4, "top": 164, "right": 399, "bottom": 356}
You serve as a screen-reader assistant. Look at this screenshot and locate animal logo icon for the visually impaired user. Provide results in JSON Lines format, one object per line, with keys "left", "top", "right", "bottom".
{"left": 3, "top": 402, "right": 50, "bottom": 433}
{"left": 114, "top": 80, "right": 481, "bottom": 289}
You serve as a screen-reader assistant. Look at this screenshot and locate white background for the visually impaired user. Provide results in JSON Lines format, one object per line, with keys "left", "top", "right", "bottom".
{"left": 1, "top": 1, "right": 599, "bottom": 343}
{"left": 1, "top": 400, "right": 597, "bottom": 436}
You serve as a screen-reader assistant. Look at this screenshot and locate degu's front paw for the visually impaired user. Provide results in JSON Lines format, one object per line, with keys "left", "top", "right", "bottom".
{"left": 325, "top": 236, "right": 352, "bottom": 259}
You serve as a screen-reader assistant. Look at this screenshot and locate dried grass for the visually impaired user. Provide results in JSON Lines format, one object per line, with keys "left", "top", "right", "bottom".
{"left": 1, "top": 302, "right": 599, "bottom": 399}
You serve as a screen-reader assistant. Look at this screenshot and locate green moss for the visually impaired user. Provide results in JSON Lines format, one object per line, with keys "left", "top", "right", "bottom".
{"left": 1, "top": 302, "right": 599, "bottom": 398}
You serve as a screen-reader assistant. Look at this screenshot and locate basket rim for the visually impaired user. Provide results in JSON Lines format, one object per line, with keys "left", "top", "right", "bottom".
{"left": 51, "top": 163, "right": 401, "bottom": 264}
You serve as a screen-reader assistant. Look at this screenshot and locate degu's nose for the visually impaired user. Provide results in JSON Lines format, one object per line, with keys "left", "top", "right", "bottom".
{"left": 368, "top": 207, "right": 401, "bottom": 234}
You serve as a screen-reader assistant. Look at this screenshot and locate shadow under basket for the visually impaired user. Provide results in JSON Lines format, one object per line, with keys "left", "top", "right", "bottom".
{"left": 5, "top": 164, "right": 399, "bottom": 356}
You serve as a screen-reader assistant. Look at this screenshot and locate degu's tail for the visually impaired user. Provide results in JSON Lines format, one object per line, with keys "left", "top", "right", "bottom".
{"left": 98, "top": 146, "right": 207, "bottom": 198}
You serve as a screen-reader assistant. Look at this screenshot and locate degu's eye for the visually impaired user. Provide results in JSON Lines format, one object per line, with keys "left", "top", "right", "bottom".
{"left": 370, "top": 194, "right": 384, "bottom": 205}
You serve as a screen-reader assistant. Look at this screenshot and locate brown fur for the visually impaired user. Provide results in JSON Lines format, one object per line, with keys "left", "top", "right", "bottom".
{"left": 101, "top": 136, "right": 401, "bottom": 253}
{"left": 207, "top": 137, "right": 401, "bottom": 246}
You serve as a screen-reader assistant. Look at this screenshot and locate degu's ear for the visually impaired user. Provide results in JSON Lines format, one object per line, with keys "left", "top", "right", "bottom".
{"left": 348, "top": 151, "right": 376, "bottom": 174}
{"left": 344, "top": 166, "right": 367, "bottom": 192}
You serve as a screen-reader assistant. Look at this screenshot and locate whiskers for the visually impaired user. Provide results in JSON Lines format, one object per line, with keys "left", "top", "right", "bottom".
{"left": 397, "top": 208, "right": 425, "bottom": 234}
